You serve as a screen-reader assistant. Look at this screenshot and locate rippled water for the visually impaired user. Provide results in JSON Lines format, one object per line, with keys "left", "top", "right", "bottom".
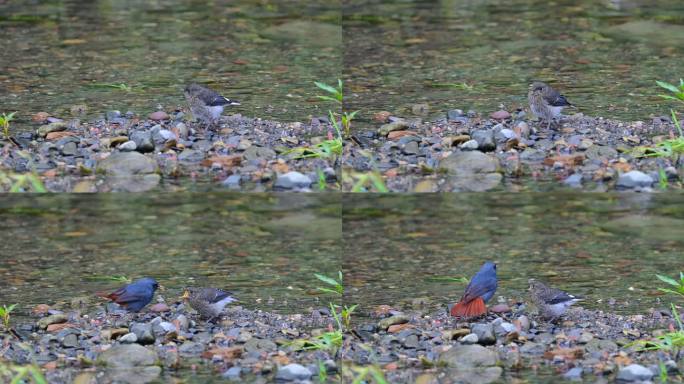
{"left": 344, "top": 0, "right": 684, "bottom": 125}
{"left": 343, "top": 193, "right": 684, "bottom": 316}
{"left": 0, "top": 193, "right": 341, "bottom": 318}
{"left": 0, "top": 0, "right": 341, "bottom": 131}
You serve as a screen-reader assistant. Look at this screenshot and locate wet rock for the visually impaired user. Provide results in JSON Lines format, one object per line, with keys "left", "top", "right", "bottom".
{"left": 440, "top": 151, "right": 499, "bottom": 175}
{"left": 105, "top": 175, "right": 161, "bottom": 192}
{"left": 564, "top": 367, "right": 583, "bottom": 381}
{"left": 32, "top": 112, "right": 50, "bottom": 123}
{"left": 244, "top": 338, "right": 277, "bottom": 353}
{"left": 223, "top": 174, "right": 242, "bottom": 189}
{"left": 460, "top": 139, "right": 479, "bottom": 150}
{"left": 178, "top": 149, "right": 204, "bottom": 163}
{"left": 373, "top": 111, "right": 391, "bottom": 123}
{"left": 617, "top": 171, "right": 653, "bottom": 189}
{"left": 119, "top": 333, "right": 138, "bottom": 344}
{"left": 461, "top": 333, "right": 479, "bottom": 344}
{"left": 175, "top": 315, "right": 189, "bottom": 331}
{"left": 243, "top": 146, "right": 276, "bottom": 161}
{"left": 37, "top": 122, "right": 67, "bottom": 138}
{"left": 149, "top": 111, "right": 169, "bottom": 121}
{"left": 61, "top": 142, "right": 78, "bottom": 156}
{"left": 378, "top": 315, "right": 409, "bottom": 330}
{"left": 447, "top": 367, "right": 502, "bottom": 384}
{"left": 223, "top": 366, "right": 242, "bottom": 380}
{"left": 439, "top": 345, "right": 498, "bottom": 368}
{"left": 617, "top": 364, "right": 654, "bottom": 382}
{"left": 97, "top": 344, "right": 157, "bottom": 367}
{"left": 130, "top": 323, "right": 155, "bottom": 345}
{"left": 490, "top": 110, "right": 511, "bottom": 120}
{"left": 515, "top": 316, "right": 530, "bottom": 331}
{"left": 274, "top": 171, "right": 311, "bottom": 190}
{"left": 119, "top": 140, "right": 137, "bottom": 152}
{"left": 37, "top": 314, "right": 67, "bottom": 330}
{"left": 564, "top": 173, "right": 583, "bottom": 188}
{"left": 61, "top": 333, "right": 78, "bottom": 348}
{"left": 130, "top": 131, "right": 154, "bottom": 153}
{"left": 519, "top": 342, "right": 544, "bottom": 355}
{"left": 585, "top": 339, "right": 618, "bottom": 354}
{"left": 471, "top": 130, "right": 496, "bottom": 152}
{"left": 275, "top": 363, "right": 312, "bottom": 381}
{"left": 378, "top": 120, "right": 410, "bottom": 136}
{"left": 402, "top": 141, "right": 419, "bottom": 155}
{"left": 578, "top": 332, "right": 593, "bottom": 344}
{"left": 103, "top": 367, "right": 161, "bottom": 384}
{"left": 98, "top": 152, "right": 157, "bottom": 176}
{"left": 179, "top": 341, "right": 205, "bottom": 356}
{"left": 471, "top": 323, "right": 496, "bottom": 345}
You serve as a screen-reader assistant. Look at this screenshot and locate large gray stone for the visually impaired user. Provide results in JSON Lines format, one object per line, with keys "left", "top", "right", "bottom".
{"left": 440, "top": 151, "right": 499, "bottom": 176}
{"left": 617, "top": 364, "right": 654, "bottom": 382}
{"left": 439, "top": 344, "right": 498, "bottom": 368}
{"left": 275, "top": 171, "right": 312, "bottom": 190}
{"left": 617, "top": 170, "right": 653, "bottom": 189}
{"left": 97, "top": 152, "right": 157, "bottom": 176}
{"left": 275, "top": 363, "right": 312, "bottom": 381}
{"left": 97, "top": 344, "right": 157, "bottom": 368}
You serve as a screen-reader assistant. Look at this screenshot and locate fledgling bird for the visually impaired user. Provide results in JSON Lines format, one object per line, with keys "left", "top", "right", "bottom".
{"left": 184, "top": 83, "right": 240, "bottom": 128}
{"left": 528, "top": 279, "right": 583, "bottom": 321}
{"left": 528, "top": 81, "right": 573, "bottom": 129}
{"left": 100, "top": 277, "right": 159, "bottom": 312}
{"left": 450, "top": 262, "right": 498, "bottom": 318}
{"left": 182, "top": 287, "right": 238, "bottom": 320}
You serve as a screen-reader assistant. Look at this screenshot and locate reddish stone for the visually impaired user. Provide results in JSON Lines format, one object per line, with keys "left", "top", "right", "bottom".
{"left": 490, "top": 110, "right": 511, "bottom": 120}
{"left": 149, "top": 111, "right": 169, "bottom": 121}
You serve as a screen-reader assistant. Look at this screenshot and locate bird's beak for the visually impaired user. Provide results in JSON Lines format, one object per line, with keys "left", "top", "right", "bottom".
{"left": 158, "top": 284, "right": 166, "bottom": 292}
{"left": 181, "top": 290, "right": 190, "bottom": 300}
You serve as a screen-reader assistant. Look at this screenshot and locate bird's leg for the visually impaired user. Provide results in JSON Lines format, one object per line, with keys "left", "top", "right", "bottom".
{"left": 546, "top": 119, "right": 551, "bottom": 130}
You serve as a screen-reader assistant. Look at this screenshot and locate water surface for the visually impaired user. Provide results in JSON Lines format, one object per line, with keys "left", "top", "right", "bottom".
{"left": 343, "top": 193, "right": 684, "bottom": 316}
{"left": 343, "top": 0, "right": 684, "bottom": 125}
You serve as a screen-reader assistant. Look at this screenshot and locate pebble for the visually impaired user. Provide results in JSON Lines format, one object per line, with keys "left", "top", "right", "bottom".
{"left": 460, "top": 333, "right": 479, "bottom": 344}
{"left": 118, "top": 140, "right": 137, "bottom": 152}
{"left": 97, "top": 344, "right": 157, "bottom": 368}
{"left": 275, "top": 363, "right": 312, "bottom": 381}
{"left": 471, "top": 323, "right": 496, "bottom": 345}
{"left": 119, "top": 332, "right": 138, "bottom": 344}
{"left": 460, "top": 139, "right": 479, "bottom": 150}
{"left": 274, "top": 171, "right": 312, "bottom": 190}
{"left": 223, "top": 366, "right": 242, "bottom": 380}
{"left": 563, "top": 367, "right": 583, "bottom": 380}
{"left": 37, "top": 314, "right": 67, "bottom": 329}
{"left": 617, "top": 364, "right": 654, "bottom": 382}
{"left": 490, "top": 110, "right": 511, "bottom": 120}
{"left": 377, "top": 315, "right": 409, "bottom": 330}
{"left": 149, "top": 111, "right": 169, "bottom": 120}
{"left": 617, "top": 170, "right": 654, "bottom": 189}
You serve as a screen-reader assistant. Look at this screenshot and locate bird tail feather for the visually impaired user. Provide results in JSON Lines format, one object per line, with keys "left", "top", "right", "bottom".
{"left": 450, "top": 297, "right": 487, "bottom": 318}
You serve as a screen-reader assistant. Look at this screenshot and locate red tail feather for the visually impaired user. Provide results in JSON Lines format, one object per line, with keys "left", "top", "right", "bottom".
{"left": 450, "top": 297, "right": 487, "bottom": 318}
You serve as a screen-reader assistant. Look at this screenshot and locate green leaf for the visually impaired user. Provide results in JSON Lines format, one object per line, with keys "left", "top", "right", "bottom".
{"left": 657, "top": 81, "right": 681, "bottom": 94}
{"left": 316, "top": 95, "right": 339, "bottom": 103}
{"left": 314, "top": 273, "right": 341, "bottom": 287}
{"left": 657, "top": 274, "right": 681, "bottom": 287}
{"left": 314, "top": 82, "right": 339, "bottom": 95}
{"left": 317, "top": 287, "right": 341, "bottom": 295}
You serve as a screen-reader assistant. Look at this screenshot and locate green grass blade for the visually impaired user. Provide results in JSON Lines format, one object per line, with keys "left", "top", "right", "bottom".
{"left": 657, "top": 274, "right": 681, "bottom": 287}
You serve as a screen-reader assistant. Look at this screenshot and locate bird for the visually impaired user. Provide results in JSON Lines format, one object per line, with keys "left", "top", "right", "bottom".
{"left": 528, "top": 279, "right": 583, "bottom": 321}
{"left": 528, "top": 81, "right": 573, "bottom": 129}
{"left": 182, "top": 287, "right": 237, "bottom": 320}
{"left": 100, "top": 277, "right": 159, "bottom": 312}
{"left": 450, "top": 262, "right": 498, "bottom": 318}
{"left": 184, "top": 83, "right": 240, "bottom": 128}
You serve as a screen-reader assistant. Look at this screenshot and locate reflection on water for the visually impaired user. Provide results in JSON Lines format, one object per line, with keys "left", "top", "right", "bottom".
{"left": 343, "top": 0, "right": 684, "bottom": 124}
{"left": 0, "top": 193, "right": 341, "bottom": 318}
{"left": 342, "top": 193, "right": 684, "bottom": 315}
{"left": 0, "top": 0, "right": 341, "bottom": 130}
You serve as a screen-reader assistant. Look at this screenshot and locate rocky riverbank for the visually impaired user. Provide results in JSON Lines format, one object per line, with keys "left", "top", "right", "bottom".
{"left": 343, "top": 109, "right": 682, "bottom": 192}
{"left": 0, "top": 110, "right": 339, "bottom": 192}
{"left": 1, "top": 295, "right": 339, "bottom": 383}
{"left": 342, "top": 301, "right": 684, "bottom": 383}
{"left": 3, "top": 293, "right": 682, "bottom": 383}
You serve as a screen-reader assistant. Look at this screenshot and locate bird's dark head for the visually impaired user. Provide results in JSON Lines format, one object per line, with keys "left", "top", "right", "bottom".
{"left": 482, "top": 261, "right": 497, "bottom": 273}
{"left": 136, "top": 277, "right": 159, "bottom": 291}
{"left": 529, "top": 82, "right": 546, "bottom": 92}
{"left": 184, "top": 83, "right": 201, "bottom": 96}
{"left": 528, "top": 278, "right": 543, "bottom": 291}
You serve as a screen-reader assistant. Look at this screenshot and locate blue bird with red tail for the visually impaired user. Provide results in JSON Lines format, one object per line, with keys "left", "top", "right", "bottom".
{"left": 450, "top": 262, "right": 498, "bottom": 318}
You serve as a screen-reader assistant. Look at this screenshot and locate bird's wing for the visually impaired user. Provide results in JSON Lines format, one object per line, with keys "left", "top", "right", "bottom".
{"left": 461, "top": 279, "right": 496, "bottom": 303}
{"left": 546, "top": 289, "right": 578, "bottom": 304}
{"left": 208, "top": 96, "right": 237, "bottom": 107}
{"left": 108, "top": 286, "right": 151, "bottom": 305}
{"left": 198, "top": 288, "right": 234, "bottom": 303}
{"left": 548, "top": 93, "right": 572, "bottom": 107}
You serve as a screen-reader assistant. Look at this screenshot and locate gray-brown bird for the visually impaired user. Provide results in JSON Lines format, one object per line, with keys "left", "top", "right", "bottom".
{"left": 182, "top": 287, "right": 237, "bottom": 320}
{"left": 528, "top": 82, "right": 573, "bottom": 129}
{"left": 184, "top": 83, "right": 240, "bottom": 128}
{"left": 528, "top": 279, "right": 582, "bottom": 321}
